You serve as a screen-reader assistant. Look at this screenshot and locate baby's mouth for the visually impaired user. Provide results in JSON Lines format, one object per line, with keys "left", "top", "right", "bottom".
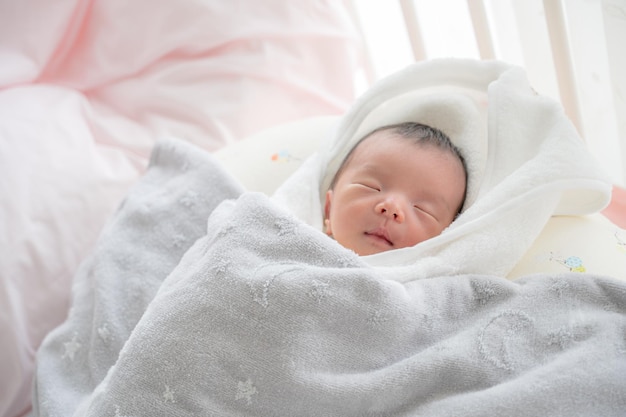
{"left": 365, "top": 228, "right": 393, "bottom": 246}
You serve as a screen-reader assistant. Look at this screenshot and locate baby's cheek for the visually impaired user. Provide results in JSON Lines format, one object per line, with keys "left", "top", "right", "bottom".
{"left": 407, "top": 221, "right": 440, "bottom": 246}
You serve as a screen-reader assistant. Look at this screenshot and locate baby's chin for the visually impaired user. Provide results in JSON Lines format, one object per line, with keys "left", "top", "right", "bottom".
{"left": 348, "top": 240, "right": 399, "bottom": 256}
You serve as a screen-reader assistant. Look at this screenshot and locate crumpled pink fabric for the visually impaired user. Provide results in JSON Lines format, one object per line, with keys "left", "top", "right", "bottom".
{"left": 0, "top": 1, "right": 362, "bottom": 416}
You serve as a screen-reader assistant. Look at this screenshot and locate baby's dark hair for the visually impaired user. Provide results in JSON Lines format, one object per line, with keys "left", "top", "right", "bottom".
{"left": 376, "top": 122, "right": 465, "bottom": 165}
{"left": 331, "top": 121, "right": 468, "bottom": 211}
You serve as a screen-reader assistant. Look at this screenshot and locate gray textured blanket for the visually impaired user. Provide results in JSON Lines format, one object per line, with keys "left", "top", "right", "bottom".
{"left": 33, "top": 139, "right": 626, "bottom": 416}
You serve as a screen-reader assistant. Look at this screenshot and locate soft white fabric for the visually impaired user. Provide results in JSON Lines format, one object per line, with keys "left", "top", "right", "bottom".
{"left": 0, "top": 1, "right": 361, "bottom": 416}
{"left": 33, "top": 139, "right": 626, "bottom": 416}
{"left": 274, "top": 59, "right": 612, "bottom": 279}
{"left": 214, "top": 116, "right": 338, "bottom": 195}
{"left": 212, "top": 113, "right": 626, "bottom": 283}
{"left": 214, "top": 115, "right": 626, "bottom": 281}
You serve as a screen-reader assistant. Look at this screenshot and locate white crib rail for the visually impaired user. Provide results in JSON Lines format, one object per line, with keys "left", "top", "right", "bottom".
{"left": 542, "top": 0, "right": 583, "bottom": 133}
{"left": 467, "top": 0, "right": 495, "bottom": 60}
{"left": 350, "top": 0, "right": 625, "bottom": 186}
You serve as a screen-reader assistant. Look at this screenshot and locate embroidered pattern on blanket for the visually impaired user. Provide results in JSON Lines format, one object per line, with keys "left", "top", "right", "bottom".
{"left": 31, "top": 142, "right": 626, "bottom": 417}
{"left": 62, "top": 191, "right": 623, "bottom": 417}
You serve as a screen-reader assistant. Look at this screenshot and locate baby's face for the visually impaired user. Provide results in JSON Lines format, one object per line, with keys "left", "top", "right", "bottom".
{"left": 324, "top": 131, "right": 466, "bottom": 256}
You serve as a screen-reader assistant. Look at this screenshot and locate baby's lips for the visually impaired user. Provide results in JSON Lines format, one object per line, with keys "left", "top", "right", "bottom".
{"left": 366, "top": 227, "right": 393, "bottom": 246}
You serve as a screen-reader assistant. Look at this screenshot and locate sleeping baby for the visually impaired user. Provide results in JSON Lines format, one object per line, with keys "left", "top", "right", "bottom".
{"left": 323, "top": 122, "right": 468, "bottom": 256}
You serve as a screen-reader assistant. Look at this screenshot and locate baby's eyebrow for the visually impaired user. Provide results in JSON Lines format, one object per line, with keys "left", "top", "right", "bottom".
{"left": 356, "top": 163, "right": 380, "bottom": 174}
{"left": 350, "top": 164, "right": 382, "bottom": 180}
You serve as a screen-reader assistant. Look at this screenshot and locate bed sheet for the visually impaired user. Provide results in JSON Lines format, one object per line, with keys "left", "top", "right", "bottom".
{"left": 0, "top": 1, "right": 362, "bottom": 416}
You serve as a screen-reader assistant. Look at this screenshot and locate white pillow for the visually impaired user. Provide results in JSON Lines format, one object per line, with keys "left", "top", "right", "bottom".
{"left": 509, "top": 214, "right": 626, "bottom": 279}
{"left": 215, "top": 116, "right": 338, "bottom": 195}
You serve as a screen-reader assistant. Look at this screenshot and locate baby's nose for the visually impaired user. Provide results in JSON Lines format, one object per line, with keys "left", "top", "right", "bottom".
{"left": 375, "top": 198, "right": 405, "bottom": 222}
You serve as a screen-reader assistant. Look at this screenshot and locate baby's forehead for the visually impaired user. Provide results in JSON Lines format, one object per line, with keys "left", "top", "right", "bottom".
{"left": 330, "top": 128, "right": 460, "bottom": 189}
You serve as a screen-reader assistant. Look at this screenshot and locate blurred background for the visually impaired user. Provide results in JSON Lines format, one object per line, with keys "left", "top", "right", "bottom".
{"left": 349, "top": 0, "right": 625, "bottom": 187}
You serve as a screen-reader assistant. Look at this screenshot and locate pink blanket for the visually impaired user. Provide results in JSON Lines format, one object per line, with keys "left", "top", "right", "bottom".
{"left": 0, "top": 1, "right": 361, "bottom": 416}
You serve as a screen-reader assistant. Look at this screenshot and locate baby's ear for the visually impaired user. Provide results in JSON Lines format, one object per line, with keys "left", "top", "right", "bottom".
{"left": 324, "top": 190, "right": 333, "bottom": 220}
{"left": 324, "top": 190, "right": 333, "bottom": 235}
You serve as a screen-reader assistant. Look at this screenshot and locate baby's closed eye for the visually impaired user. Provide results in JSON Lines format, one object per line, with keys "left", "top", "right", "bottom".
{"left": 356, "top": 182, "right": 381, "bottom": 191}
{"left": 413, "top": 204, "right": 438, "bottom": 221}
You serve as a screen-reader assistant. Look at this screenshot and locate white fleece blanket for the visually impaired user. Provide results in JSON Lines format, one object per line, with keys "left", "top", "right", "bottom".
{"left": 33, "top": 60, "right": 626, "bottom": 416}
